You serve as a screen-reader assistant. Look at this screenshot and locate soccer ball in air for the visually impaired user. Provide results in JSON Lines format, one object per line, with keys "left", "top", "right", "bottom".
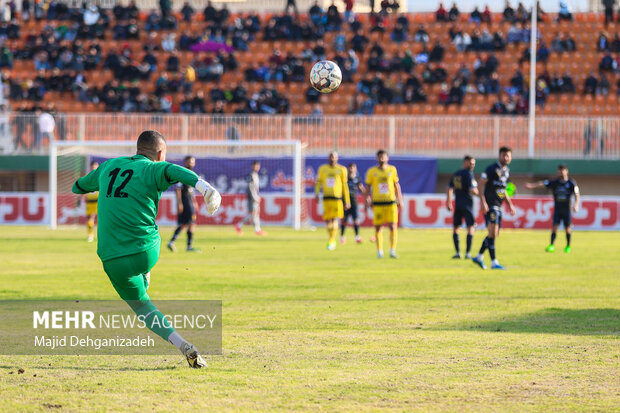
{"left": 309, "top": 60, "right": 342, "bottom": 94}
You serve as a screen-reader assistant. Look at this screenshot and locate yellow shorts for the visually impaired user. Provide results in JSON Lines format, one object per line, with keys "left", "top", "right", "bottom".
{"left": 85, "top": 202, "right": 98, "bottom": 216}
{"left": 323, "top": 199, "right": 344, "bottom": 220}
{"left": 372, "top": 203, "right": 398, "bottom": 226}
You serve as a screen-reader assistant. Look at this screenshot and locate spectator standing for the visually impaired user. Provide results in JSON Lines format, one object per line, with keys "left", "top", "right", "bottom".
{"left": 448, "top": 3, "right": 460, "bottom": 21}
{"left": 482, "top": 5, "right": 492, "bottom": 23}
{"left": 285, "top": 0, "right": 298, "bottom": 15}
{"left": 0, "top": 1, "right": 10, "bottom": 22}
{"left": 344, "top": 0, "right": 354, "bottom": 22}
{"left": 558, "top": 1, "right": 572, "bottom": 20}
{"left": 181, "top": 2, "right": 194, "bottom": 22}
{"left": 50, "top": 105, "right": 66, "bottom": 141}
{"left": 159, "top": 0, "right": 172, "bottom": 17}
{"left": 603, "top": 0, "right": 615, "bottom": 26}
{"left": 22, "top": 0, "right": 31, "bottom": 20}
{"left": 471, "top": 6, "right": 482, "bottom": 23}
{"left": 503, "top": 1, "right": 516, "bottom": 22}
{"left": 203, "top": 1, "right": 217, "bottom": 22}
{"left": 37, "top": 109, "right": 55, "bottom": 150}
{"left": 436, "top": 3, "right": 448, "bottom": 21}
{"left": 12, "top": 105, "right": 28, "bottom": 151}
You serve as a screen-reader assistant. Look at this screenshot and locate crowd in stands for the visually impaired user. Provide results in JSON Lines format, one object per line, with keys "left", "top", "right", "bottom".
{"left": 1, "top": 0, "right": 619, "bottom": 116}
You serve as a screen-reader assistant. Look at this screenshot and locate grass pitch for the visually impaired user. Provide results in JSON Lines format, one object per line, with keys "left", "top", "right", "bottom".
{"left": 0, "top": 226, "right": 618, "bottom": 412}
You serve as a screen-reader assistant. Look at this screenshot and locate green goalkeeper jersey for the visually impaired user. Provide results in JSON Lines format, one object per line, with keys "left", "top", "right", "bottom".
{"left": 72, "top": 154, "right": 199, "bottom": 261}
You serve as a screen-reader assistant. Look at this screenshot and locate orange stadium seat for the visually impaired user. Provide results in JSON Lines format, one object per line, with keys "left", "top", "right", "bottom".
{"left": 3, "top": 10, "right": 619, "bottom": 119}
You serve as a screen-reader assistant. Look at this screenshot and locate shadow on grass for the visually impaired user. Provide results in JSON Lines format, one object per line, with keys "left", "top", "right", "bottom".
{"left": 0, "top": 364, "right": 178, "bottom": 371}
{"left": 444, "top": 308, "right": 620, "bottom": 336}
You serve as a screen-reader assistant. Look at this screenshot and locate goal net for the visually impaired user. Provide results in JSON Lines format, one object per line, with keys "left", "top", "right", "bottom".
{"left": 50, "top": 140, "right": 305, "bottom": 230}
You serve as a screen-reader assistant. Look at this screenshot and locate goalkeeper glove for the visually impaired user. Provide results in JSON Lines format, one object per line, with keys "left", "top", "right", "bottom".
{"left": 195, "top": 179, "right": 221, "bottom": 215}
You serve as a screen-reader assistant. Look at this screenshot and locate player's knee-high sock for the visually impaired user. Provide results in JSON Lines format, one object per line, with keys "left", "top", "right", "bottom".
{"left": 87, "top": 220, "right": 94, "bottom": 237}
{"left": 254, "top": 213, "right": 261, "bottom": 232}
{"left": 326, "top": 221, "right": 333, "bottom": 242}
{"left": 187, "top": 230, "right": 193, "bottom": 248}
{"left": 340, "top": 219, "right": 346, "bottom": 236}
{"left": 550, "top": 231, "right": 557, "bottom": 245}
{"left": 566, "top": 232, "right": 571, "bottom": 246}
{"left": 487, "top": 237, "right": 496, "bottom": 260}
{"left": 329, "top": 221, "right": 338, "bottom": 243}
{"left": 466, "top": 234, "right": 473, "bottom": 254}
{"left": 170, "top": 226, "right": 182, "bottom": 242}
{"left": 452, "top": 232, "right": 460, "bottom": 253}
{"left": 128, "top": 300, "right": 176, "bottom": 342}
{"left": 390, "top": 228, "right": 398, "bottom": 250}
{"left": 478, "top": 237, "right": 488, "bottom": 257}
{"left": 354, "top": 223, "right": 359, "bottom": 236}
{"left": 376, "top": 228, "right": 383, "bottom": 251}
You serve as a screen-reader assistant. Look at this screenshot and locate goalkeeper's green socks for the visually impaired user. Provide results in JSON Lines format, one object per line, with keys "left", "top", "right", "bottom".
{"left": 134, "top": 302, "right": 190, "bottom": 351}
{"left": 129, "top": 300, "right": 176, "bottom": 342}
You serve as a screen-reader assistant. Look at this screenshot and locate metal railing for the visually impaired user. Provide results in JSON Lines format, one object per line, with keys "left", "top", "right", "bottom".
{"left": 1, "top": 113, "right": 618, "bottom": 159}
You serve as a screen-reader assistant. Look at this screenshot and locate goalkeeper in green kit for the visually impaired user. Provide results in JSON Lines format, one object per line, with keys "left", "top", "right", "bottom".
{"left": 72, "top": 131, "right": 221, "bottom": 368}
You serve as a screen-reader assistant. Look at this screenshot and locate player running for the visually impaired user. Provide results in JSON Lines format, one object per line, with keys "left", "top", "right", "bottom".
{"left": 364, "top": 150, "right": 403, "bottom": 259}
{"left": 72, "top": 130, "right": 221, "bottom": 368}
{"left": 315, "top": 152, "right": 350, "bottom": 251}
{"left": 167, "top": 156, "right": 200, "bottom": 252}
{"left": 446, "top": 155, "right": 479, "bottom": 259}
{"left": 340, "top": 163, "right": 365, "bottom": 244}
{"left": 525, "top": 164, "right": 580, "bottom": 253}
{"left": 235, "top": 160, "right": 265, "bottom": 236}
{"left": 472, "top": 146, "right": 516, "bottom": 270}
{"left": 83, "top": 160, "right": 99, "bottom": 242}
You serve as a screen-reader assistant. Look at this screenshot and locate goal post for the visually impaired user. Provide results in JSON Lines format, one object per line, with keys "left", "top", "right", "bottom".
{"left": 49, "top": 139, "right": 305, "bottom": 230}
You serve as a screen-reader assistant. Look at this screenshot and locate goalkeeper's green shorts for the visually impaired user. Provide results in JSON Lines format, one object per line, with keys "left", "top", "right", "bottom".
{"left": 101, "top": 243, "right": 160, "bottom": 302}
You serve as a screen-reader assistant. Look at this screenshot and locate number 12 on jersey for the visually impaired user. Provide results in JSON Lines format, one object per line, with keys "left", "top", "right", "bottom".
{"left": 107, "top": 168, "right": 133, "bottom": 198}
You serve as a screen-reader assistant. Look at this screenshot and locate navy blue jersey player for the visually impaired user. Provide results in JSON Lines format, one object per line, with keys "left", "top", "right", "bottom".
{"left": 446, "top": 155, "right": 479, "bottom": 259}
{"left": 526, "top": 165, "right": 580, "bottom": 253}
{"left": 341, "top": 163, "right": 365, "bottom": 244}
{"left": 472, "top": 147, "right": 516, "bottom": 270}
{"left": 167, "top": 156, "right": 200, "bottom": 252}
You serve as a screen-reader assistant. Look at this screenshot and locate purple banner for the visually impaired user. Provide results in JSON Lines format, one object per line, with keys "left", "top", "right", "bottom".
{"left": 92, "top": 156, "right": 437, "bottom": 194}
{"left": 305, "top": 156, "right": 437, "bottom": 194}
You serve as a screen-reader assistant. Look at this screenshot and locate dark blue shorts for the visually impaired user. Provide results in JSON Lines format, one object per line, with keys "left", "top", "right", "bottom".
{"left": 177, "top": 209, "right": 195, "bottom": 225}
{"left": 553, "top": 209, "right": 572, "bottom": 228}
{"left": 485, "top": 207, "right": 502, "bottom": 228}
{"left": 343, "top": 203, "right": 359, "bottom": 221}
{"left": 453, "top": 207, "right": 475, "bottom": 228}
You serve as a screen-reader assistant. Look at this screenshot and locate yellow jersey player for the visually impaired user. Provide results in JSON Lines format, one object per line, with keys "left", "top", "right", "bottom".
{"left": 84, "top": 161, "right": 99, "bottom": 242}
{"left": 364, "top": 150, "right": 403, "bottom": 259}
{"left": 315, "top": 151, "right": 350, "bottom": 250}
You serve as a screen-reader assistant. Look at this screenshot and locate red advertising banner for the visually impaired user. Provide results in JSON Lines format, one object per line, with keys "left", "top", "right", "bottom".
{"left": 1, "top": 193, "right": 619, "bottom": 230}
